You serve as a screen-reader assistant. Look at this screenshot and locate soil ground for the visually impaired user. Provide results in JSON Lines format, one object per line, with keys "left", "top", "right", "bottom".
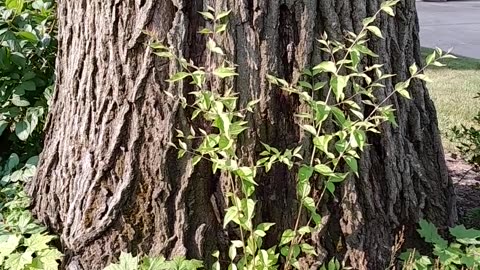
{"left": 446, "top": 153, "right": 480, "bottom": 227}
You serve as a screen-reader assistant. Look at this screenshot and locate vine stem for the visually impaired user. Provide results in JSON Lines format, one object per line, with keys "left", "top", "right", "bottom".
{"left": 282, "top": 11, "right": 381, "bottom": 270}
{"left": 282, "top": 10, "right": 440, "bottom": 268}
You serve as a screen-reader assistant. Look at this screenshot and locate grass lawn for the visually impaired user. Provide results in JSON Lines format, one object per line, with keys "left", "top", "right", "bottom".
{"left": 421, "top": 48, "right": 480, "bottom": 153}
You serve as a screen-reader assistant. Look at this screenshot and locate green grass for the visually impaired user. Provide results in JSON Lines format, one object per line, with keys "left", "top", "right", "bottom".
{"left": 421, "top": 48, "right": 480, "bottom": 153}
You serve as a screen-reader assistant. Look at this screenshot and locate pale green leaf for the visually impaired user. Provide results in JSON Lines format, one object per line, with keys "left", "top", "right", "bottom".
{"left": 362, "top": 17, "right": 375, "bottom": 27}
{"left": 24, "top": 234, "right": 55, "bottom": 253}
{"left": 302, "top": 124, "right": 317, "bottom": 136}
{"left": 228, "top": 245, "right": 237, "bottom": 260}
{"left": 409, "top": 63, "right": 418, "bottom": 76}
{"left": 153, "top": 51, "right": 174, "bottom": 59}
{"left": 312, "top": 61, "right": 337, "bottom": 73}
{"left": 314, "top": 164, "right": 334, "bottom": 176}
{"left": 198, "top": 28, "right": 214, "bottom": 34}
{"left": 426, "top": 52, "right": 436, "bottom": 65}
{"left": 167, "top": 72, "right": 190, "bottom": 83}
{"left": 381, "top": 6, "right": 394, "bottom": 16}
{"left": 213, "top": 67, "right": 238, "bottom": 78}
{"left": 0, "top": 235, "right": 21, "bottom": 257}
{"left": 280, "top": 229, "right": 295, "bottom": 245}
{"left": 198, "top": 11, "right": 215, "bottom": 21}
{"left": 38, "top": 249, "right": 63, "bottom": 270}
{"left": 300, "top": 243, "right": 317, "bottom": 256}
{"left": 224, "top": 207, "right": 239, "bottom": 228}
{"left": 330, "top": 75, "right": 348, "bottom": 102}
{"left": 5, "top": 0, "right": 24, "bottom": 13}
{"left": 432, "top": 61, "right": 446, "bottom": 67}
{"left": 11, "top": 96, "right": 30, "bottom": 107}
{"left": 15, "top": 120, "right": 30, "bottom": 141}
{"left": 178, "top": 140, "right": 187, "bottom": 151}
{"left": 367, "top": 26, "right": 383, "bottom": 38}
{"left": 397, "top": 89, "right": 411, "bottom": 99}
{"left": 192, "top": 155, "right": 202, "bottom": 167}
{"left": 256, "top": 223, "right": 275, "bottom": 232}
{"left": 4, "top": 251, "right": 33, "bottom": 270}
{"left": 216, "top": 10, "right": 232, "bottom": 20}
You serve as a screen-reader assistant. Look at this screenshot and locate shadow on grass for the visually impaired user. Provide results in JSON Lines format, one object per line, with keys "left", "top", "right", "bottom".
{"left": 421, "top": 47, "right": 480, "bottom": 70}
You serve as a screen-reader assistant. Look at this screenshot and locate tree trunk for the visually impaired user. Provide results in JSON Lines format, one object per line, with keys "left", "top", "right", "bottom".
{"left": 28, "top": 0, "right": 456, "bottom": 269}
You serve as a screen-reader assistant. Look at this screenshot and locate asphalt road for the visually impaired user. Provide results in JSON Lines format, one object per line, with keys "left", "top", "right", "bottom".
{"left": 417, "top": 1, "right": 480, "bottom": 58}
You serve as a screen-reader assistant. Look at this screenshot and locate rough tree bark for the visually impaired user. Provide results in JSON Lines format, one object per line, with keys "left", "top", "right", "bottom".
{"left": 28, "top": 0, "right": 456, "bottom": 269}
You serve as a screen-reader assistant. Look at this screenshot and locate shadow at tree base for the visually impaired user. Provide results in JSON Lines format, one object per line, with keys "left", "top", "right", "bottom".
{"left": 446, "top": 153, "right": 480, "bottom": 229}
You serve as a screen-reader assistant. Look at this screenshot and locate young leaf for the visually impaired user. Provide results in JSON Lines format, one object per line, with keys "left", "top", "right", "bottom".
{"left": 0, "top": 235, "right": 21, "bottom": 256}
{"left": 397, "top": 89, "right": 411, "bottom": 99}
{"left": 302, "top": 124, "right": 317, "bottom": 136}
{"left": 409, "top": 63, "right": 418, "bottom": 76}
{"left": 312, "top": 61, "right": 337, "bottom": 74}
{"left": 216, "top": 10, "right": 232, "bottom": 20}
{"left": 331, "top": 75, "right": 348, "bottom": 102}
{"left": 215, "top": 24, "right": 228, "bottom": 34}
{"left": 198, "top": 11, "right": 215, "bottom": 21}
{"left": 298, "top": 166, "right": 314, "bottom": 183}
{"left": 367, "top": 26, "right": 383, "bottom": 38}
{"left": 314, "top": 164, "right": 334, "bottom": 176}
{"left": 5, "top": 0, "right": 24, "bottom": 13}
{"left": 382, "top": 6, "right": 395, "bottom": 17}
{"left": 213, "top": 67, "right": 238, "bottom": 78}
{"left": 24, "top": 234, "right": 55, "bottom": 253}
{"left": 224, "top": 207, "right": 239, "bottom": 228}
{"left": 4, "top": 251, "right": 33, "bottom": 270}
{"left": 326, "top": 181, "right": 335, "bottom": 195}
{"left": 178, "top": 140, "right": 187, "bottom": 151}
{"left": 426, "top": 51, "right": 436, "bottom": 65}
{"left": 300, "top": 243, "right": 317, "bottom": 256}
{"left": 198, "top": 28, "right": 214, "bottom": 34}
{"left": 314, "top": 81, "right": 327, "bottom": 91}
{"left": 344, "top": 156, "right": 358, "bottom": 176}
{"left": 192, "top": 156, "right": 202, "bottom": 167}
{"left": 313, "top": 135, "right": 334, "bottom": 158}
{"left": 228, "top": 245, "right": 237, "bottom": 260}
{"left": 167, "top": 72, "right": 190, "bottom": 83}
{"left": 298, "top": 81, "right": 313, "bottom": 89}
{"left": 362, "top": 16, "right": 375, "bottom": 27}
{"left": 354, "top": 44, "right": 379, "bottom": 57}
{"left": 15, "top": 120, "right": 30, "bottom": 141}
{"left": 350, "top": 129, "right": 366, "bottom": 150}
{"left": 280, "top": 229, "right": 295, "bottom": 245}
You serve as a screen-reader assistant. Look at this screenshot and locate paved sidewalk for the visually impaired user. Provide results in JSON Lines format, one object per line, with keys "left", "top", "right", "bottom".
{"left": 417, "top": 1, "right": 480, "bottom": 59}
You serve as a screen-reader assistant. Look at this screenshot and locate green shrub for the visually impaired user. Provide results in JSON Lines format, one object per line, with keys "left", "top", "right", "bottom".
{"left": 401, "top": 220, "right": 480, "bottom": 270}
{"left": 0, "top": 154, "right": 62, "bottom": 270}
{"left": 0, "top": 0, "right": 56, "bottom": 157}
{"left": 0, "top": 1, "right": 61, "bottom": 269}
{"left": 104, "top": 253, "right": 203, "bottom": 270}
{"left": 449, "top": 93, "right": 480, "bottom": 167}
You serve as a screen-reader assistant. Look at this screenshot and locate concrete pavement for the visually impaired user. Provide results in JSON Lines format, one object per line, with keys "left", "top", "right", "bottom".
{"left": 416, "top": 1, "right": 480, "bottom": 59}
